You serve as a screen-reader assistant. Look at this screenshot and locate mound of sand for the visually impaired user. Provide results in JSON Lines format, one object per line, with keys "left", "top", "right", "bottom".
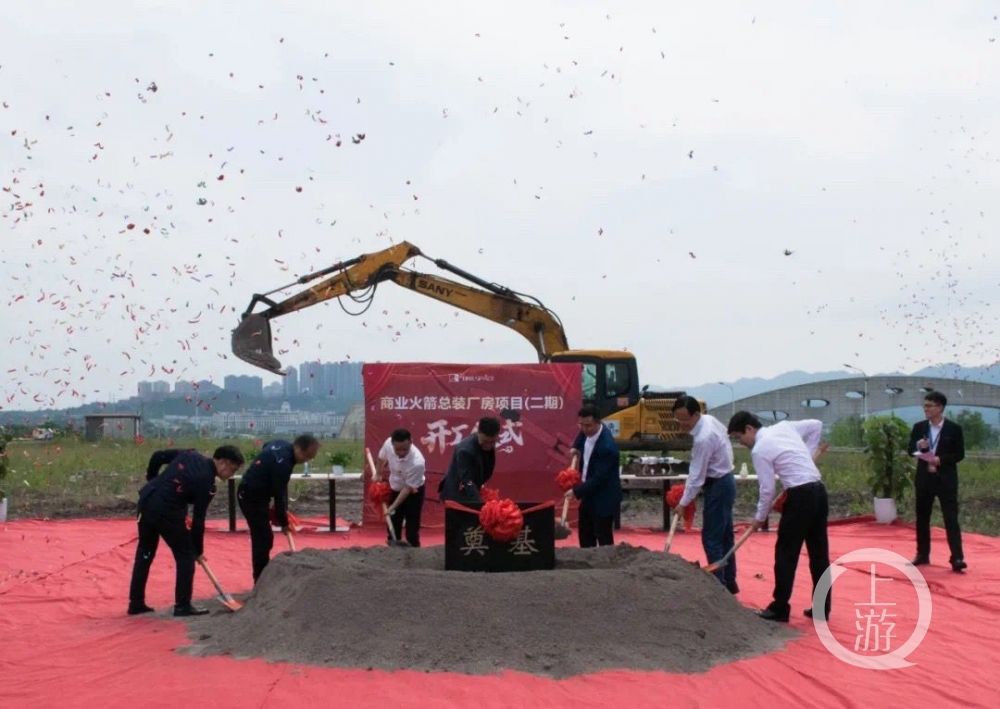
{"left": 181, "top": 544, "right": 794, "bottom": 677}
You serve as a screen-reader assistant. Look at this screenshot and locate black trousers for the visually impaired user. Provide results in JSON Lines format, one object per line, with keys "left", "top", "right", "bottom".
{"left": 238, "top": 488, "right": 273, "bottom": 583}
{"left": 388, "top": 485, "right": 425, "bottom": 547}
{"left": 578, "top": 500, "right": 615, "bottom": 548}
{"left": 915, "top": 471, "right": 964, "bottom": 561}
{"left": 128, "top": 509, "right": 195, "bottom": 608}
{"left": 770, "top": 482, "right": 831, "bottom": 615}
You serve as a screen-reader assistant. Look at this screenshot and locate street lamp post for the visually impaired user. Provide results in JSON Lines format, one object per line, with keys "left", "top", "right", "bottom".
{"left": 843, "top": 363, "right": 869, "bottom": 419}
{"left": 718, "top": 381, "right": 736, "bottom": 418}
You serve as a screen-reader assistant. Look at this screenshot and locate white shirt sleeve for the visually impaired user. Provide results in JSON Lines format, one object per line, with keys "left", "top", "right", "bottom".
{"left": 377, "top": 438, "right": 392, "bottom": 463}
{"left": 752, "top": 449, "right": 776, "bottom": 522}
{"left": 680, "top": 434, "right": 709, "bottom": 507}
{"left": 791, "top": 420, "right": 823, "bottom": 454}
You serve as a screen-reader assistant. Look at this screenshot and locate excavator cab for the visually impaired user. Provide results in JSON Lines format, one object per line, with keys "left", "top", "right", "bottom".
{"left": 551, "top": 351, "right": 689, "bottom": 450}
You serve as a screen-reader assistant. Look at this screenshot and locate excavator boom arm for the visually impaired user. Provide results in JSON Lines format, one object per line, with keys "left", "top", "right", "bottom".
{"left": 231, "top": 241, "right": 568, "bottom": 373}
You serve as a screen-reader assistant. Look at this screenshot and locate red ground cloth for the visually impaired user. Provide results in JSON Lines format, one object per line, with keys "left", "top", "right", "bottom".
{"left": 1, "top": 517, "right": 998, "bottom": 708}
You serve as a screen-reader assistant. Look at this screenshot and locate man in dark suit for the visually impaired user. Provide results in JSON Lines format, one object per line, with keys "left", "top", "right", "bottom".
{"left": 907, "top": 390, "right": 966, "bottom": 573}
{"left": 438, "top": 416, "right": 500, "bottom": 504}
{"left": 566, "top": 404, "right": 622, "bottom": 547}
{"left": 238, "top": 434, "right": 320, "bottom": 583}
{"left": 128, "top": 446, "right": 245, "bottom": 616}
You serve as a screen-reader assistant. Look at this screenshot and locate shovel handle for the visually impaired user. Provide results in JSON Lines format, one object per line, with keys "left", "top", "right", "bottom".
{"left": 560, "top": 496, "right": 571, "bottom": 525}
{"left": 365, "top": 447, "right": 379, "bottom": 480}
{"left": 197, "top": 558, "right": 227, "bottom": 597}
{"left": 382, "top": 502, "right": 398, "bottom": 542}
{"left": 663, "top": 511, "right": 681, "bottom": 553}
{"left": 284, "top": 529, "right": 297, "bottom": 552}
{"left": 704, "top": 525, "right": 756, "bottom": 573}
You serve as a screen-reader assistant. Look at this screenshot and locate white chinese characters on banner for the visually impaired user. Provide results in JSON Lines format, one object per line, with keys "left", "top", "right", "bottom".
{"left": 419, "top": 418, "right": 525, "bottom": 454}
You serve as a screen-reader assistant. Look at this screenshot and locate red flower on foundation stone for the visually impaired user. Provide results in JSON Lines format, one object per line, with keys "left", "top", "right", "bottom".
{"left": 479, "top": 498, "right": 524, "bottom": 542}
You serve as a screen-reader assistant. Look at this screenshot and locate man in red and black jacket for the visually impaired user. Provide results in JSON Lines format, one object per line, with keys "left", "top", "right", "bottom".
{"left": 238, "top": 434, "right": 320, "bottom": 583}
{"left": 128, "top": 445, "right": 244, "bottom": 616}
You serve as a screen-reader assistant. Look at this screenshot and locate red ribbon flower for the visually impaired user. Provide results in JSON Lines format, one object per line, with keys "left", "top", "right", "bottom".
{"left": 555, "top": 467, "right": 582, "bottom": 492}
{"left": 479, "top": 498, "right": 524, "bottom": 542}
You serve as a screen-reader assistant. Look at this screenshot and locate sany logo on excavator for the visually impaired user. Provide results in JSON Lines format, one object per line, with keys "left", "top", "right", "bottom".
{"left": 416, "top": 278, "right": 454, "bottom": 297}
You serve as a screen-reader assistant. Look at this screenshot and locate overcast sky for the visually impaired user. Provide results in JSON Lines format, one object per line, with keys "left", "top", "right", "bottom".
{"left": 2, "top": 2, "right": 999, "bottom": 411}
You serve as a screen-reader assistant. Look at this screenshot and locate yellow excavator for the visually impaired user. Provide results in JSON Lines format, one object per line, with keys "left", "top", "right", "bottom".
{"left": 231, "top": 241, "right": 692, "bottom": 450}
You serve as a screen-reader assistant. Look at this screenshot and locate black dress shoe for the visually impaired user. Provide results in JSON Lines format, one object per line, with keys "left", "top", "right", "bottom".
{"left": 726, "top": 581, "right": 740, "bottom": 595}
{"left": 127, "top": 603, "right": 154, "bottom": 616}
{"left": 173, "top": 604, "right": 210, "bottom": 617}
{"left": 910, "top": 556, "right": 930, "bottom": 566}
{"left": 757, "top": 607, "right": 790, "bottom": 623}
{"left": 950, "top": 559, "right": 967, "bottom": 573}
{"left": 804, "top": 605, "right": 833, "bottom": 619}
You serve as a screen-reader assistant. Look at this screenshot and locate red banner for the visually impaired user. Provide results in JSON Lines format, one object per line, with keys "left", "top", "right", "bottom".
{"left": 362, "top": 362, "right": 583, "bottom": 526}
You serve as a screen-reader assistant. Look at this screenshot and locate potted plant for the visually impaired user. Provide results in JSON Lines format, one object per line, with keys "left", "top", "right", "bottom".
{"left": 862, "top": 415, "right": 912, "bottom": 523}
{"left": 0, "top": 428, "right": 12, "bottom": 523}
{"left": 327, "top": 450, "right": 353, "bottom": 476}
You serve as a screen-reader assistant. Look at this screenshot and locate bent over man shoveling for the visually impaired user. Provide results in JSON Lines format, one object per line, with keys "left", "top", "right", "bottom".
{"left": 128, "top": 445, "right": 244, "bottom": 616}
{"left": 238, "top": 434, "right": 320, "bottom": 583}
{"left": 728, "top": 411, "right": 831, "bottom": 623}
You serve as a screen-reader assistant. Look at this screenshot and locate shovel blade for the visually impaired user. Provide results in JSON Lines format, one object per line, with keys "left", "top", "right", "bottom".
{"left": 554, "top": 524, "right": 571, "bottom": 540}
{"left": 217, "top": 594, "right": 243, "bottom": 612}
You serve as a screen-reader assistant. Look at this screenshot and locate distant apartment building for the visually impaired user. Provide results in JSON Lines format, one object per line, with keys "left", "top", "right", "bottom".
{"left": 262, "top": 381, "right": 284, "bottom": 398}
{"left": 224, "top": 374, "right": 264, "bottom": 398}
{"left": 297, "top": 360, "right": 362, "bottom": 399}
{"left": 283, "top": 366, "right": 299, "bottom": 397}
{"left": 137, "top": 380, "right": 171, "bottom": 399}
{"left": 174, "top": 380, "right": 223, "bottom": 396}
{"left": 298, "top": 361, "right": 324, "bottom": 397}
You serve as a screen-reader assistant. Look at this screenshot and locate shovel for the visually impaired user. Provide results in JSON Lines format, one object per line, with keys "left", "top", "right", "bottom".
{"left": 366, "top": 448, "right": 409, "bottom": 547}
{"left": 702, "top": 525, "right": 756, "bottom": 574}
{"left": 663, "top": 511, "right": 681, "bottom": 553}
{"left": 197, "top": 558, "right": 243, "bottom": 612}
{"left": 284, "top": 528, "right": 297, "bottom": 553}
{"left": 383, "top": 503, "right": 409, "bottom": 547}
{"left": 554, "top": 495, "right": 572, "bottom": 540}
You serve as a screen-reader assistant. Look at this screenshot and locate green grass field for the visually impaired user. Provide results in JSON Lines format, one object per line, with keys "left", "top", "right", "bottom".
{"left": 1, "top": 437, "right": 363, "bottom": 519}
{"left": 3, "top": 437, "right": 999, "bottom": 536}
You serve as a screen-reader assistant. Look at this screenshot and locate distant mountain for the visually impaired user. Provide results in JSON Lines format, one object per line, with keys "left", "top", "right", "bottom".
{"left": 678, "top": 362, "right": 1000, "bottom": 410}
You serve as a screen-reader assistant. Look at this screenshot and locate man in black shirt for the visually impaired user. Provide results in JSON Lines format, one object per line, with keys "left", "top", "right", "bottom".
{"left": 238, "top": 434, "right": 320, "bottom": 582}
{"left": 438, "top": 417, "right": 500, "bottom": 504}
{"left": 128, "top": 445, "right": 244, "bottom": 616}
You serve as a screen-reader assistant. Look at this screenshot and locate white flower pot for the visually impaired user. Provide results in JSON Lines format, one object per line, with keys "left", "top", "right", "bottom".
{"left": 332, "top": 465, "right": 345, "bottom": 476}
{"left": 873, "top": 497, "right": 897, "bottom": 524}
{"left": 0, "top": 497, "right": 7, "bottom": 523}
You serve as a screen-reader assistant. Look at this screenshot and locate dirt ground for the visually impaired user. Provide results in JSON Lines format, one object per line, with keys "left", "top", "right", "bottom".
{"left": 180, "top": 544, "right": 794, "bottom": 677}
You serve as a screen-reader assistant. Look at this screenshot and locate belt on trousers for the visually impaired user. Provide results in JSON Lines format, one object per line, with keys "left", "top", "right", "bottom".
{"left": 703, "top": 472, "right": 734, "bottom": 488}
{"left": 786, "top": 480, "right": 823, "bottom": 493}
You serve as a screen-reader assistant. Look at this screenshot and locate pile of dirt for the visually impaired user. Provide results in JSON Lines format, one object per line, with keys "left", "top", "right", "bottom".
{"left": 181, "top": 544, "right": 794, "bottom": 677}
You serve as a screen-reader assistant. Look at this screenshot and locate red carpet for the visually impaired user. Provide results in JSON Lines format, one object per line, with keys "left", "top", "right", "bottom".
{"left": 1, "top": 517, "right": 998, "bottom": 708}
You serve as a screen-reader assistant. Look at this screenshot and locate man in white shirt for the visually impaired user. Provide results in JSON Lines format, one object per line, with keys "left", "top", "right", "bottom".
{"left": 728, "top": 411, "right": 831, "bottom": 623}
{"left": 672, "top": 396, "right": 738, "bottom": 593}
{"left": 376, "top": 428, "right": 427, "bottom": 547}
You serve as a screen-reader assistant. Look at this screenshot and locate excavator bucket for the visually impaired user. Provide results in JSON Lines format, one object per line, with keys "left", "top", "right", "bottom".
{"left": 231, "top": 313, "right": 285, "bottom": 374}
